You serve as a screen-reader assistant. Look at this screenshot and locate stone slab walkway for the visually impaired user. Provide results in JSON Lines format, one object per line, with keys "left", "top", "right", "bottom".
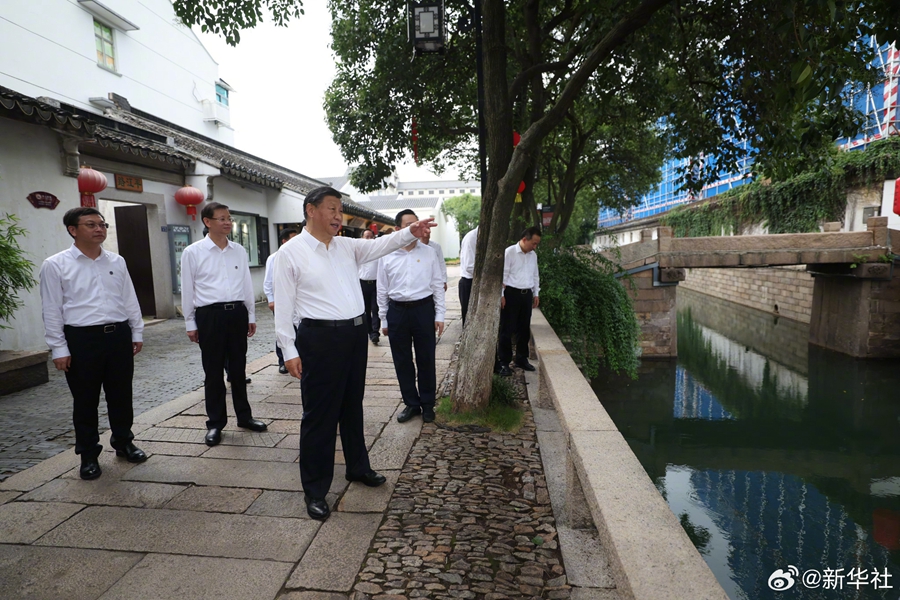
{"left": 0, "top": 269, "right": 619, "bottom": 600}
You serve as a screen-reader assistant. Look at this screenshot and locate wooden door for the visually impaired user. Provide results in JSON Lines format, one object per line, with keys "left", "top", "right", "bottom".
{"left": 114, "top": 204, "right": 156, "bottom": 317}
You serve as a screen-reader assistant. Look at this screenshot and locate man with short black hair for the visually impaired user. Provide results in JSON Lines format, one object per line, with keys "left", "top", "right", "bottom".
{"left": 40, "top": 207, "right": 147, "bottom": 480}
{"left": 181, "top": 202, "right": 266, "bottom": 447}
{"left": 265, "top": 228, "right": 299, "bottom": 374}
{"left": 377, "top": 209, "right": 445, "bottom": 424}
{"left": 498, "top": 226, "right": 542, "bottom": 376}
{"left": 273, "top": 187, "right": 436, "bottom": 520}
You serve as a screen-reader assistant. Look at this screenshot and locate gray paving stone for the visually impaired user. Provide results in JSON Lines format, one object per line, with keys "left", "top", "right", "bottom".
{"left": 36, "top": 506, "right": 320, "bottom": 561}
{"left": 570, "top": 589, "right": 624, "bottom": 600}
{"left": 122, "top": 456, "right": 302, "bottom": 490}
{"left": 362, "top": 396, "right": 402, "bottom": 406}
{"left": 362, "top": 405, "right": 398, "bottom": 424}
{"left": 163, "top": 485, "right": 262, "bottom": 513}
{"left": 139, "top": 427, "right": 285, "bottom": 447}
{"left": 99, "top": 553, "right": 293, "bottom": 600}
{"left": 367, "top": 418, "right": 421, "bottom": 471}
{"left": 134, "top": 390, "right": 205, "bottom": 425}
{"left": 278, "top": 593, "right": 349, "bottom": 600}
{"left": 158, "top": 415, "right": 210, "bottom": 429}
{"left": 246, "top": 490, "right": 340, "bottom": 519}
{"left": 338, "top": 470, "right": 400, "bottom": 513}
{"left": 286, "top": 512, "right": 383, "bottom": 591}
{"left": 0, "top": 544, "right": 143, "bottom": 600}
{"left": 536, "top": 430, "right": 568, "bottom": 524}
{"left": 261, "top": 394, "right": 304, "bottom": 405}
{"left": 276, "top": 434, "right": 301, "bottom": 449}
{"left": 266, "top": 419, "right": 303, "bottom": 433}
{"left": 0, "top": 491, "right": 20, "bottom": 505}
{"left": 202, "top": 445, "right": 299, "bottom": 463}
{"left": 0, "top": 448, "right": 78, "bottom": 492}
{"left": 0, "top": 501, "right": 84, "bottom": 543}
{"left": 112, "top": 440, "right": 208, "bottom": 457}
{"left": 182, "top": 401, "right": 303, "bottom": 421}
{"left": 60, "top": 451, "right": 141, "bottom": 480}
{"left": 20, "top": 478, "right": 186, "bottom": 508}
{"left": 557, "top": 526, "right": 617, "bottom": 588}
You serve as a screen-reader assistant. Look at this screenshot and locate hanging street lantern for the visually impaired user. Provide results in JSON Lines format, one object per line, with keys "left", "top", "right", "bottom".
{"left": 77, "top": 166, "right": 107, "bottom": 208}
{"left": 175, "top": 184, "right": 205, "bottom": 220}
{"left": 409, "top": 1, "right": 445, "bottom": 56}
{"left": 516, "top": 181, "right": 525, "bottom": 203}
{"left": 512, "top": 131, "right": 521, "bottom": 147}
{"left": 894, "top": 178, "right": 900, "bottom": 216}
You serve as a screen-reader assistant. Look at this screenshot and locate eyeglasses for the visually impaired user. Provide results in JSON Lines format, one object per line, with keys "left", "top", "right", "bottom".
{"left": 209, "top": 218, "right": 234, "bottom": 224}
{"left": 79, "top": 222, "right": 109, "bottom": 230}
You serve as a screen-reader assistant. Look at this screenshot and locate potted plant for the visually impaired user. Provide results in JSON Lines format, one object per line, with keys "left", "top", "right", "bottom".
{"left": 0, "top": 212, "right": 45, "bottom": 395}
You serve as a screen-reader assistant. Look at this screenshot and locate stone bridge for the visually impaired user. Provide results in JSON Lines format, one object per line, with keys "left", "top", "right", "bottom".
{"left": 601, "top": 216, "right": 899, "bottom": 358}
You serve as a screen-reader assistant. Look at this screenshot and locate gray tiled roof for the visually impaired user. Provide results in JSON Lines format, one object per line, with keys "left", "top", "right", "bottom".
{"left": 363, "top": 196, "right": 440, "bottom": 210}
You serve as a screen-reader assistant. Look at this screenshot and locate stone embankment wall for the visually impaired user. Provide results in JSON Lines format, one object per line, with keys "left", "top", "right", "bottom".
{"left": 680, "top": 265, "right": 814, "bottom": 324}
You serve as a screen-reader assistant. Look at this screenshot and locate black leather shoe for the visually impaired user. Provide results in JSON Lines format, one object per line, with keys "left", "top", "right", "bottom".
{"left": 516, "top": 360, "right": 537, "bottom": 372}
{"left": 498, "top": 365, "right": 513, "bottom": 377}
{"left": 237, "top": 418, "right": 267, "bottom": 432}
{"left": 115, "top": 442, "right": 148, "bottom": 463}
{"left": 346, "top": 471, "right": 387, "bottom": 487}
{"left": 371, "top": 336, "right": 380, "bottom": 346}
{"left": 397, "top": 406, "right": 421, "bottom": 423}
{"left": 205, "top": 428, "right": 222, "bottom": 447}
{"left": 305, "top": 496, "right": 331, "bottom": 520}
{"left": 278, "top": 365, "right": 288, "bottom": 374}
{"left": 422, "top": 406, "right": 436, "bottom": 423}
{"left": 80, "top": 458, "right": 102, "bottom": 480}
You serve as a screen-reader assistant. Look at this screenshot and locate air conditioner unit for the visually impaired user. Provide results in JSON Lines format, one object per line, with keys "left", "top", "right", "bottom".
{"left": 201, "top": 99, "right": 230, "bottom": 127}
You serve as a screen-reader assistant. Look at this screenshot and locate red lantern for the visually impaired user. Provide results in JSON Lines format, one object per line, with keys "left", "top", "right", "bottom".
{"left": 512, "top": 131, "right": 521, "bottom": 147}
{"left": 894, "top": 179, "right": 900, "bottom": 216}
{"left": 77, "top": 166, "right": 107, "bottom": 208}
{"left": 874, "top": 508, "right": 900, "bottom": 550}
{"left": 175, "top": 185, "right": 205, "bottom": 220}
{"left": 518, "top": 181, "right": 526, "bottom": 194}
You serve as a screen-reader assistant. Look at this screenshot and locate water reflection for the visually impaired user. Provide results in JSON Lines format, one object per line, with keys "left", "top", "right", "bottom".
{"left": 592, "top": 288, "right": 900, "bottom": 599}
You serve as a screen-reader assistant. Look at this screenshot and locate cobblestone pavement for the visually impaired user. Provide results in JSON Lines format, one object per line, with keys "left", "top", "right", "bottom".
{"left": 0, "top": 307, "right": 279, "bottom": 480}
{"left": 353, "top": 373, "right": 572, "bottom": 600}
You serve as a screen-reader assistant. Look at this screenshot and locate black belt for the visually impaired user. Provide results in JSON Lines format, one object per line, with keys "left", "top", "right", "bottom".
{"left": 360, "top": 279, "right": 377, "bottom": 284}
{"left": 301, "top": 315, "right": 365, "bottom": 327}
{"left": 199, "top": 302, "right": 245, "bottom": 311}
{"left": 505, "top": 286, "right": 533, "bottom": 295}
{"left": 390, "top": 295, "right": 433, "bottom": 308}
{"left": 65, "top": 321, "right": 128, "bottom": 334}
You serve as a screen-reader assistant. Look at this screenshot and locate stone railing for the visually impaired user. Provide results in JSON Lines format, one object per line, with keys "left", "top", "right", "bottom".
{"left": 530, "top": 309, "right": 728, "bottom": 600}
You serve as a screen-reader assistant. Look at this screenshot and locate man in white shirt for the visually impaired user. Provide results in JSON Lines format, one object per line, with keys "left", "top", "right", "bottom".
{"left": 358, "top": 229, "right": 381, "bottom": 346}
{"left": 377, "top": 210, "right": 446, "bottom": 424}
{"left": 458, "top": 225, "right": 478, "bottom": 323}
{"left": 264, "top": 228, "right": 299, "bottom": 374}
{"left": 420, "top": 224, "right": 448, "bottom": 291}
{"left": 273, "top": 186, "right": 436, "bottom": 521}
{"left": 181, "top": 202, "right": 267, "bottom": 448}
{"left": 40, "top": 207, "right": 147, "bottom": 480}
{"left": 498, "top": 226, "right": 542, "bottom": 376}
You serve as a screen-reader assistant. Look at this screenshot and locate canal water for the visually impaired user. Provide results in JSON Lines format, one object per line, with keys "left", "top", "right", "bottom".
{"left": 592, "top": 288, "right": 900, "bottom": 599}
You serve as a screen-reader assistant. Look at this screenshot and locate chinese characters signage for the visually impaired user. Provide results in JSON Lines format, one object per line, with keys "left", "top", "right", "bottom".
{"left": 115, "top": 174, "right": 143, "bottom": 193}
{"left": 27, "top": 191, "right": 60, "bottom": 209}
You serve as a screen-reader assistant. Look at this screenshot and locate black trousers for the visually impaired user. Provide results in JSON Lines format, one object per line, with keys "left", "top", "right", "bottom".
{"left": 360, "top": 280, "right": 381, "bottom": 338}
{"left": 196, "top": 303, "right": 253, "bottom": 429}
{"left": 499, "top": 287, "right": 533, "bottom": 365}
{"left": 459, "top": 276, "right": 473, "bottom": 324}
{"left": 63, "top": 322, "right": 135, "bottom": 458}
{"left": 386, "top": 298, "right": 436, "bottom": 408}
{"left": 296, "top": 319, "right": 370, "bottom": 498}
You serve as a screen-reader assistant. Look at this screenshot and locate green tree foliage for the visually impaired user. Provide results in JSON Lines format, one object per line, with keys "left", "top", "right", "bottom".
{"left": 537, "top": 246, "right": 639, "bottom": 379}
{"left": 172, "top": 0, "right": 303, "bottom": 44}
{"left": 661, "top": 136, "right": 900, "bottom": 237}
{"left": 440, "top": 193, "right": 481, "bottom": 242}
{"left": 0, "top": 214, "right": 37, "bottom": 338}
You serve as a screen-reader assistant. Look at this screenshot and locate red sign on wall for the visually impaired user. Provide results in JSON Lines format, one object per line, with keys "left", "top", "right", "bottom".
{"left": 27, "top": 191, "right": 61, "bottom": 210}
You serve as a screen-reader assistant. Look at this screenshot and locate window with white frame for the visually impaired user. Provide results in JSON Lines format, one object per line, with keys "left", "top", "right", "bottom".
{"left": 94, "top": 20, "right": 116, "bottom": 71}
{"left": 215, "top": 83, "right": 229, "bottom": 106}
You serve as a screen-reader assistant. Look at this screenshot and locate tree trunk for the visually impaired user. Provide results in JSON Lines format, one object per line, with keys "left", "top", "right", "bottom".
{"left": 451, "top": 0, "right": 512, "bottom": 411}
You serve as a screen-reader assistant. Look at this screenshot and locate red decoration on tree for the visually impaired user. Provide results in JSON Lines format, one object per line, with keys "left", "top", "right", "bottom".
{"left": 518, "top": 181, "right": 526, "bottom": 194}
{"left": 175, "top": 184, "right": 205, "bottom": 220}
{"left": 412, "top": 117, "right": 419, "bottom": 165}
{"left": 894, "top": 178, "right": 900, "bottom": 216}
{"left": 77, "top": 166, "right": 107, "bottom": 208}
{"left": 512, "top": 131, "right": 521, "bottom": 147}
